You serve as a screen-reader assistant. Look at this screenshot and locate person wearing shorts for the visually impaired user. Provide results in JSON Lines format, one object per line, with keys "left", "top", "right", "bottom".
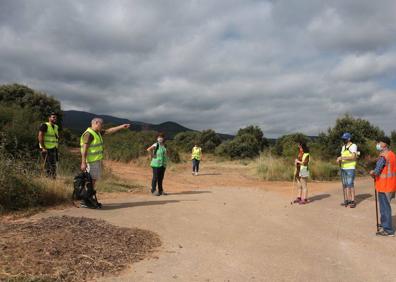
{"left": 80, "top": 118, "right": 130, "bottom": 207}
{"left": 337, "top": 132, "right": 358, "bottom": 208}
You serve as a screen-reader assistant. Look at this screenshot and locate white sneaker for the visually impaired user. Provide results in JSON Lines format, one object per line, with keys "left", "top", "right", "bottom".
{"left": 192, "top": 172, "right": 195, "bottom": 175}
{"left": 195, "top": 172, "right": 198, "bottom": 176}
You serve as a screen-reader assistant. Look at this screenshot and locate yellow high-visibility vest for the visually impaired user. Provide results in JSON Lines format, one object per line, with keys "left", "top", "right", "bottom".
{"left": 80, "top": 128, "right": 104, "bottom": 163}
{"left": 191, "top": 146, "right": 202, "bottom": 160}
{"left": 341, "top": 144, "right": 357, "bottom": 169}
{"left": 40, "top": 122, "right": 59, "bottom": 149}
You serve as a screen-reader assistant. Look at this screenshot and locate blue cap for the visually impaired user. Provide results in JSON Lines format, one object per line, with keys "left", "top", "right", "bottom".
{"left": 341, "top": 132, "right": 352, "bottom": 140}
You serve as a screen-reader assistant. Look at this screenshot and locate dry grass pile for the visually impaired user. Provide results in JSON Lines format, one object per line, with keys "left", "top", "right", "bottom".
{"left": 0, "top": 216, "right": 161, "bottom": 281}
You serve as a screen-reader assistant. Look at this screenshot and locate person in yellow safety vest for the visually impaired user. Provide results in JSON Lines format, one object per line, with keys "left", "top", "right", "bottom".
{"left": 38, "top": 112, "right": 59, "bottom": 179}
{"left": 294, "top": 142, "right": 310, "bottom": 204}
{"left": 337, "top": 132, "right": 358, "bottom": 208}
{"left": 80, "top": 118, "right": 130, "bottom": 208}
{"left": 191, "top": 144, "right": 203, "bottom": 176}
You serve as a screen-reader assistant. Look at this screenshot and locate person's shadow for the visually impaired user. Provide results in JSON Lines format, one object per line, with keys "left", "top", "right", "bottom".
{"left": 308, "top": 194, "right": 330, "bottom": 202}
{"left": 168, "top": 190, "right": 212, "bottom": 195}
{"left": 354, "top": 193, "right": 372, "bottom": 206}
{"left": 100, "top": 200, "right": 183, "bottom": 210}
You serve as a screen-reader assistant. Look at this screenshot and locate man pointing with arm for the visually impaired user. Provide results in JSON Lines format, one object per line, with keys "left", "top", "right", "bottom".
{"left": 80, "top": 118, "right": 130, "bottom": 207}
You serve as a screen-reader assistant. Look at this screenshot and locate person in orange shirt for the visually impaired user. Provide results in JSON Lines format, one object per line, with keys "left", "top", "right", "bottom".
{"left": 370, "top": 137, "right": 396, "bottom": 237}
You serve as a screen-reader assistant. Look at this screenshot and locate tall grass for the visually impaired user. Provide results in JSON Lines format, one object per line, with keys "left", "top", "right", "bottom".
{"left": 256, "top": 152, "right": 339, "bottom": 181}
{"left": 256, "top": 153, "right": 294, "bottom": 181}
{"left": 0, "top": 154, "right": 73, "bottom": 213}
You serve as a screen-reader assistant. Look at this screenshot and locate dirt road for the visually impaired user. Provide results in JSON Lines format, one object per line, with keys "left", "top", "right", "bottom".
{"left": 36, "top": 161, "right": 396, "bottom": 281}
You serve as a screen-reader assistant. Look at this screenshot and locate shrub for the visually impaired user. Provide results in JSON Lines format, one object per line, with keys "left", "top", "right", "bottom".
{"left": 317, "top": 114, "right": 384, "bottom": 159}
{"left": 272, "top": 133, "right": 310, "bottom": 158}
{"left": 174, "top": 131, "right": 201, "bottom": 152}
{"left": 216, "top": 133, "right": 260, "bottom": 159}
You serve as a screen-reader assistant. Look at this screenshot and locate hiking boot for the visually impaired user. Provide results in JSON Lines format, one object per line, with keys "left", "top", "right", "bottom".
{"left": 376, "top": 230, "right": 395, "bottom": 237}
{"left": 349, "top": 201, "right": 356, "bottom": 208}
{"left": 341, "top": 200, "right": 349, "bottom": 207}
{"left": 299, "top": 199, "right": 310, "bottom": 205}
{"left": 293, "top": 197, "right": 301, "bottom": 204}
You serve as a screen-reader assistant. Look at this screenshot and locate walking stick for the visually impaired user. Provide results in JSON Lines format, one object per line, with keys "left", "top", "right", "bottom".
{"left": 290, "top": 164, "right": 297, "bottom": 205}
{"left": 374, "top": 179, "right": 380, "bottom": 232}
{"left": 339, "top": 163, "right": 347, "bottom": 206}
{"left": 290, "top": 176, "right": 296, "bottom": 205}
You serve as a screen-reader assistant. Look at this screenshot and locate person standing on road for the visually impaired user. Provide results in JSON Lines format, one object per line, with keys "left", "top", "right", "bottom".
{"left": 80, "top": 118, "right": 130, "bottom": 207}
{"left": 370, "top": 137, "right": 396, "bottom": 237}
{"left": 294, "top": 142, "right": 310, "bottom": 204}
{"left": 147, "top": 133, "right": 168, "bottom": 196}
{"left": 38, "top": 112, "right": 59, "bottom": 179}
{"left": 191, "top": 144, "right": 203, "bottom": 176}
{"left": 337, "top": 132, "right": 358, "bottom": 208}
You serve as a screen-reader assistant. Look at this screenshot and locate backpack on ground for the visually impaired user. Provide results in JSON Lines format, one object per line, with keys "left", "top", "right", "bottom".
{"left": 73, "top": 172, "right": 102, "bottom": 208}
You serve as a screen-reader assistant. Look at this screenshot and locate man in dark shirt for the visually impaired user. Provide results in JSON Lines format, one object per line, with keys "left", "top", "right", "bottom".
{"left": 38, "top": 113, "right": 59, "bottom": 178}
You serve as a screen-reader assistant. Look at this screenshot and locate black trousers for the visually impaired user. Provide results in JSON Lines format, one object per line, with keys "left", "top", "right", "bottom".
{"left": 41, "top": 148, "right": 57, "bottom": 179}
{"left": 152, "top": 166, "right": 166, "bottom": 193}
{"left": 192, "top": 158, "right": 200, "bottom": 172}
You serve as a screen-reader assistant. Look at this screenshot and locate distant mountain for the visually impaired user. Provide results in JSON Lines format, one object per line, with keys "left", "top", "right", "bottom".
{"left": 63, "top": 110, "right": 233, "bottom": 140}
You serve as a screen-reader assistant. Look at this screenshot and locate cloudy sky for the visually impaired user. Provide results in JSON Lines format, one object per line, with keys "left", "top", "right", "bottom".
{"left": 0, "top": 0, "right": 395, "bottom": 136}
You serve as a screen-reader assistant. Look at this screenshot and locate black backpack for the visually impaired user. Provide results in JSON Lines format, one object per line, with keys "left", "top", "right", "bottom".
{"left": 73, "top": 172, "right": 102, "bottom": 208}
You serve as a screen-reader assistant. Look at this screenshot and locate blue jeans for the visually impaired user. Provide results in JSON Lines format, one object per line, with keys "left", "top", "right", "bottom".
{"left": 192, "top": 159, "right": 200, "bottom": 173}
{"left": 378, "top": 192, "right": 394, "bottom": 234}
{"left": 341, "top": 169, "right": 355, "bottom": 188}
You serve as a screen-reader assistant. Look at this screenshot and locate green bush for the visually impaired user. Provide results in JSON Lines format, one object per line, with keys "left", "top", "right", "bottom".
{"left": 104, "top": 130, "right": 157, "bottom": 162}
{"left": 104, "top": 130, "right": 181, "bottom": 163}
{"left": 216, "top": 133, "right": 260, "bottom": 159}
{"left": 237, "top": 125, "right": 269, "bottom": 149}
{"left": 0, "top": 83, "right": 62, "bottom": 123}
{"left": 272, "top": 133, "right": 310, "bottom": 158}
{"left": 317, "top": 114, "right": 384, "bottom": 159}
{"left": 174, "top": 131, "right": 201, "bottom": 152}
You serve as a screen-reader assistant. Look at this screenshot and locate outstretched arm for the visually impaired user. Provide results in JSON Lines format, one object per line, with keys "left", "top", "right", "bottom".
{"left": 104, "top": 124, "right": 130, "bottom": 135}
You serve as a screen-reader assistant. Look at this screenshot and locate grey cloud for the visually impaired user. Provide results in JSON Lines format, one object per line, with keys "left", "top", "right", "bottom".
{"left": 0, "top": 0, "right": 395, "bottom": 137}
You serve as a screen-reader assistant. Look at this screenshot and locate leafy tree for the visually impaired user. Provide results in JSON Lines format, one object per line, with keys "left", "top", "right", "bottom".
{"left": 0, "top": 83, "right": 62, "bottom": 125}
{"left": 391, "top": 131, "right": 396, "bottom": 151}
{"left": 199, "top": 129, "right": 222, "bottom": 153}
{"left": 317, "top": 114, "right": 384, "bottom": 159}
{"left": 216, "top": 134, "right": 260, "bottom": 159}
{"left": 273, "top": 133, "right": 310, "bottom": 158}
{"left": 237, "top": 125, "right": 269, "bottom": 149}
{"left": 174, "top": 131, "right": 201, "bottom": 152}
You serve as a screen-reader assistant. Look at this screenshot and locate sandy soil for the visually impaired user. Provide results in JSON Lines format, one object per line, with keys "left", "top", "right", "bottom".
{"left": 17, "top": 160, "right": 396, "bottom": 281}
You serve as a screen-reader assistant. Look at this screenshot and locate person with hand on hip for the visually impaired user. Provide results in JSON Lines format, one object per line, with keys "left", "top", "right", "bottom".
{"left": 147, "top": 133, "right": 168, "bottom": 196}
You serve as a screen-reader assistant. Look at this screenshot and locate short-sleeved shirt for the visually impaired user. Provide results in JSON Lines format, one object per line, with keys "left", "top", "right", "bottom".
{"left": 81, "top": 130, "right": 105, "bottom": 145}
{"left": 39, "top": 123, "right": 57, "bottom": 133}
